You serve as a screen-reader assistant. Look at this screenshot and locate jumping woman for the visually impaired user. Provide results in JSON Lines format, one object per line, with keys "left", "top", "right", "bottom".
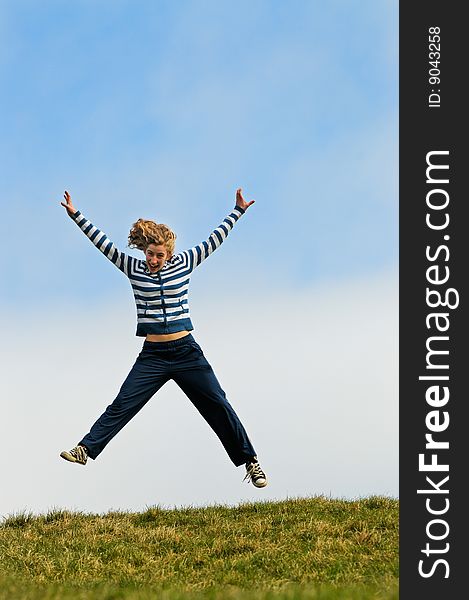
{"left": 59, "top": 189, "right": 267, "bottom": 488}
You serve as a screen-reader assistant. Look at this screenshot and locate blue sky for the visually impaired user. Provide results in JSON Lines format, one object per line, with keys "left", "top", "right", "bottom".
{"left": 1, "top": 1, "right": 398, "bottom": 514}
{"left": 1, "top": 0, "right": 397, "bottom": 303}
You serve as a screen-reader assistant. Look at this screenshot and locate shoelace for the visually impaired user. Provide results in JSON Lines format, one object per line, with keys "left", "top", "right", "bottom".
{"left": 243, "top": 461, "right": 266, "bottom": 483}
{"left": 72, "top": 446, "right": 87, "bottom": 462}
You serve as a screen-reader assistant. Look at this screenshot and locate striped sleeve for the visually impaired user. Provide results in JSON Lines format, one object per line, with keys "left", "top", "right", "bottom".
{"left": 182, "top": 205, "right": 246, "bottom": 271}
{"left": 68, "top": 210, "right": 132, "bottom": 276}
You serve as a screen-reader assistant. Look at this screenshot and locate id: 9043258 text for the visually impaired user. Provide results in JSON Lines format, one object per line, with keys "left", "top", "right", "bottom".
{"left": 428, "top": 26, "right": 441, "bottom": 108}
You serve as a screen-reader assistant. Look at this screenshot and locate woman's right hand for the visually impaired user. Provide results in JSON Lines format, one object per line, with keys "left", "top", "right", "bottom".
{"left": 60, "top": 190, "right": 77, "bottom": 215}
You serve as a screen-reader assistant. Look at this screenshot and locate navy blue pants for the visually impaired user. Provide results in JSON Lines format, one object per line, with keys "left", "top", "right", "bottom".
{"left": 79, "top": 334, "right": 256, "bottom": 466}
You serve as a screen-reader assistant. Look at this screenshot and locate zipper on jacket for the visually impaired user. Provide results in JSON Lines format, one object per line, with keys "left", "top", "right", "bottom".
{"left": 158, "top": 272, "right": 167, "bottom": 327}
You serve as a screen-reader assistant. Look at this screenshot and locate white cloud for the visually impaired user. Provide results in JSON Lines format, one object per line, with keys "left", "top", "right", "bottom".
{"left": 0, "top": 269, "right": 397, "bottom": 516}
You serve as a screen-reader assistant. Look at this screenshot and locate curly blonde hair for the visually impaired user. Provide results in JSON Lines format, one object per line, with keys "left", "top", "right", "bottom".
{"left": 128, "top": 219, "right": 177, "bottom": 256}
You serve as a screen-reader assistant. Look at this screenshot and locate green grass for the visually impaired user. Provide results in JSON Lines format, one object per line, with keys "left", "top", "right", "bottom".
{"left": 0, "top": 496, "right": 398, "bottom": 599}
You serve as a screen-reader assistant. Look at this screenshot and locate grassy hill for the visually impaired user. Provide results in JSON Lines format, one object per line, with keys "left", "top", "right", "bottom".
{"left": 0, "top": 496, "right": 398, "bottom": 600}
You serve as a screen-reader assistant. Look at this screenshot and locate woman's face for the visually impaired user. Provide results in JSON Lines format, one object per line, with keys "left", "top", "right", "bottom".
{"left": 145, "top": 243, "right": 170, "bottom": 273}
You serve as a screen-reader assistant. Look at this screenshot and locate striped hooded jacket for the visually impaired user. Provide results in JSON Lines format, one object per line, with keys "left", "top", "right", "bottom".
{"left": 68, "top": 206, "right": 246, "bottom": 336}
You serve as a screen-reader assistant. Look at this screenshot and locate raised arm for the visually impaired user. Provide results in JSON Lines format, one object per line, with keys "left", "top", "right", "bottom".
{"left": 60, "top": 190, "right": 133, "bottom": 276}
{"left": 180, "top": 188, "right": 255, "bottom": 271}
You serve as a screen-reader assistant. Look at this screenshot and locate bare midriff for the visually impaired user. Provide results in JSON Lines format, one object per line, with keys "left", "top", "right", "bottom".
{"left": 145, "top": 331, "right": 191, "bottom": 343}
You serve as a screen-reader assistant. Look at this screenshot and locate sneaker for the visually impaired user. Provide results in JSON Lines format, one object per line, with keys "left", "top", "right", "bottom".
{"left": 60, "top": 445, "right": 88, "bottom": 465}
{"left": 244, "top": 457, "right": 267, "bottom": 488}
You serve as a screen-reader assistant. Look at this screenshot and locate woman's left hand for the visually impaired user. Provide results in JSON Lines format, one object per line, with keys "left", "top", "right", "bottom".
{"left": 236, "top": 188, "right": 255, "bottom": 211}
